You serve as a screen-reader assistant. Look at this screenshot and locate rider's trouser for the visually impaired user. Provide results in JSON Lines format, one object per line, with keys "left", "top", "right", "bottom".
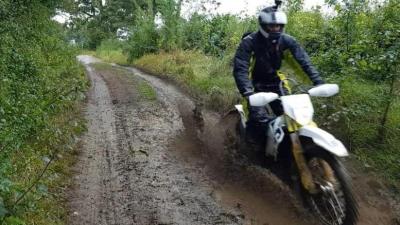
{"left": 246, "top": 99, "right": 283, "bottom": 148}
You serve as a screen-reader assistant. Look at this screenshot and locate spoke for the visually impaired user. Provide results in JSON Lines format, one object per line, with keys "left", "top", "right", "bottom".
{"left": 307, "top": 157, "right": 349, "bottom": 225}
{"left": 328, "top": 198, "right": 341, "bottom": 225}
{"left": 311, "top": 199, "right": 330, "bottom": 225}
{"left": 323, "top": 185, "right": 346, "bottom": 225}
{"left": 322, "top": 196, "right": 336, "bottom": 224}
{"left": 331, "top": 189, "right": 345, "bottom": 215}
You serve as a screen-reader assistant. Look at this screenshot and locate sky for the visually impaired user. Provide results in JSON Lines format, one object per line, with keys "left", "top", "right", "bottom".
{"left": 181, "top": 0, "right": 334, "bottom": 19}
{"left": 53, "top": 0, "right": 332, "bottom": 24}
{"left": 212, "top": 0, "right": 327, "bottom": 16}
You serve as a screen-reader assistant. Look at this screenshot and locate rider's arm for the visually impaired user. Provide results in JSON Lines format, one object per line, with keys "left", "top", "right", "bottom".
{"left": 284, "top": 35, "right": 324, "bottom": 85}
{"left": 233, "top": 36, "right": 255, "bottom": 97}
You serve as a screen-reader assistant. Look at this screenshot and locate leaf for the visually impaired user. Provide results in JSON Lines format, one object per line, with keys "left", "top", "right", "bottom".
{"left": 4, "top": 216, "right": 26, "bottom": 225}
{"left": 36, "top": 184, "right": 48, "bottom": 195}
{"left": 42, "top": 156, "right": 51, "bottom": 164}
{"left": 0, "top": 178, "right": 13, "bottom": 192}
{"left": 0, "top": 198, "right": 8, "bottom": 217}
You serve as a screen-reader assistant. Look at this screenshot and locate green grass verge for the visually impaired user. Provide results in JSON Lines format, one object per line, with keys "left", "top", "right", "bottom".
{"left": 134, "top": 50, "right": 240, "bottom": 112}
{"left": 95, "top": 40, "right": 128, "bottom": 65}
{"left": 4, "top": 101, "right": 87, "bottom": 225}
{"left": 80, "top": 49, "right": 96, "bottom": 56}
{"left": 95, "top": 50, "right": 128, "bottom": 65}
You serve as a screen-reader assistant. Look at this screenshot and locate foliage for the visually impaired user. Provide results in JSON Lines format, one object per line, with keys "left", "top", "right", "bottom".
{"left": 124, "top": 6, "right": 160, "bottom": 61}
{"left": 96, "top": 39, "right": 127, "bottom": 65}
{"left": 180, "top": 14, "right": 256, "bottom": 56}
{"left": 0, "top": 1, "right": 87, "bottom": 223}
{"left": 64, "top": 0, "right": 148, "bottom": 49}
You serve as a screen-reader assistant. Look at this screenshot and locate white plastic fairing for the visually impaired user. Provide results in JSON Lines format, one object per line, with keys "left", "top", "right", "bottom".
{"left": 308, "top": 84, "right": 339, "bottom": 97}
{"left": 299, "top": 126, "right": 348, "bottom": 157}
{"left": 234, "top": 104, "right": 244, "bottom": 113}
{"left": 249, "top": 92, "right": 279, "bottom": 107}
{"left": 235, "top": 104, "right": 247, "bottom": 129}
{"left": 265, "top": 116, "right": 285, "bottom": 158}
{"left": 281, "top": 94, "right": 314, "bottom": 126}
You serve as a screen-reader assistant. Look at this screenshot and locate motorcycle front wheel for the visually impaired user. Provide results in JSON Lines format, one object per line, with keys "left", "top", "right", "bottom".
{"left": 303, "top": 150, "right": 359, "bottom": 225}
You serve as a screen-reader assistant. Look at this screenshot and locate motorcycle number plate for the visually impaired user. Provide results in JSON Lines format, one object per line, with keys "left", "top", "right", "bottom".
{"left": 281, "top": 94, "right": 314, "bottom": 126}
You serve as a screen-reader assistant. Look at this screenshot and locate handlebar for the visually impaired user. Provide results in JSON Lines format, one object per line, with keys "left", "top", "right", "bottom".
{"left": 278, "top": 78, "right": 312, "bottom": 96}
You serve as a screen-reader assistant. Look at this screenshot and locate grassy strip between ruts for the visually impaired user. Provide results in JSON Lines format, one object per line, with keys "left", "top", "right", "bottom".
{"left": 93, "top": 48, "right": 400, "bottom": 189}
{"left": 94, "top": 49, "right": 241, "bottom": 113}
{"left": 91, "top": 62, "right": 157, "bottom": 102}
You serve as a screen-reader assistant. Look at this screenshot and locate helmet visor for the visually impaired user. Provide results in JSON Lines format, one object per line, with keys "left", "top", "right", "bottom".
{"left": 260, "top": 24, "right": 284, "bottom": 33}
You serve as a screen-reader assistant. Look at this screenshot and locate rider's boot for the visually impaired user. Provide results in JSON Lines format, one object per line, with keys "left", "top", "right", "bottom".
{"left": 245, "top": 121, "right": 266, "bottom": 152}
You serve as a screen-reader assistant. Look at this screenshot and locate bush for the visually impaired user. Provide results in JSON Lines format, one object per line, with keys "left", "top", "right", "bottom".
{"left": 125, "top": 12, "right": 160, "bottom": 61}
{"left": 0, "top": 2, "right": 87, "bottom": 223}
{"left": 96, "top": 39, "right": 127, "bottom": 65}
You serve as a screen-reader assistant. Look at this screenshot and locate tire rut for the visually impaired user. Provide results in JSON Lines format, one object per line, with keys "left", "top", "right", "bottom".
{"left": 68, "top": 64, "right": 121, "bottom": 225}
{"left": 69, "top": 56, "right": 243, "bottom": 225}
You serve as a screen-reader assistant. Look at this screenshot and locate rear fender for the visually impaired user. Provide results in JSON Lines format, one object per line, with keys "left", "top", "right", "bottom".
{"left": 299, "top": 126, "right": 348, "bottom": 157}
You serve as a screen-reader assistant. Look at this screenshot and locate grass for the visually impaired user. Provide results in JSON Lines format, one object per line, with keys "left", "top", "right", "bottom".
{"left": 137, "top": 81, "right": 157, "bottom": 101}
{"left": 7, "top": 101, "right": 86, "bottom": 225}
{"left": 135, "top": 50, "right": 240, "bottom": 113}
{"left": 96, "top": 49, "right": 127, "bottom": 65}
{"left": 79, "top": 49, "right": 96, "bottom": 56}
{"left": 92, "top": 62, "right": 157, "bottom": 102}
{"left": 95, "top": 40, "right": 128, "bottom": 65}
{"left": 91, "top": 62, "right": 113, "bottom": 70}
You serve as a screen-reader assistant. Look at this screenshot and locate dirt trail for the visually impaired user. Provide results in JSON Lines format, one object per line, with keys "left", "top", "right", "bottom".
{"left": 68, "top": 55, "right": 398, "bottom": 225}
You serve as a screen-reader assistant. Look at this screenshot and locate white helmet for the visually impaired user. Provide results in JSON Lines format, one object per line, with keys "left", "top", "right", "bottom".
{"left": 258, "top": 7, "right": 287, "bottom": 41}
{"left": 259, "top": 8, "right": 287, "bottom": 26}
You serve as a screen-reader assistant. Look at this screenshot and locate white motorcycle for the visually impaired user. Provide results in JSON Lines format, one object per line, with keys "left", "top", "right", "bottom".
{"left": 234, "top": 79, "right": 358, "bottom": 225}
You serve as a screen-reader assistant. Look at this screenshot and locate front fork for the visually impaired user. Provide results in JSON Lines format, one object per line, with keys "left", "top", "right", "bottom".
{"left": 290, "top": 132, "right": 318, "bottom": 194}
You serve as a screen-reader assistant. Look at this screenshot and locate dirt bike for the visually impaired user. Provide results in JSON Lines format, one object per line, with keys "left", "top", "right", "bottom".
{"left": 234, "top": 79, "right": 359, "bottom": 225}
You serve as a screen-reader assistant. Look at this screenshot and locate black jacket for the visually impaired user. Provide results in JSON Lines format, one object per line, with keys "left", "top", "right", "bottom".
{"left": 233, "top": 31, "right": 324, "bottom": 96}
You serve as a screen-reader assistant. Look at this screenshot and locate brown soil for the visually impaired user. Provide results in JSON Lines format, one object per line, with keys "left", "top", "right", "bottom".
{"left": 68, "top": 55, "right": 398, "bottom": 225}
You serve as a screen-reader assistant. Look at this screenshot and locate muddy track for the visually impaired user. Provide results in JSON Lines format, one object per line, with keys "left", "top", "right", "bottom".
{"left": 68, "top": 55, "right": 398, "bottom": 225}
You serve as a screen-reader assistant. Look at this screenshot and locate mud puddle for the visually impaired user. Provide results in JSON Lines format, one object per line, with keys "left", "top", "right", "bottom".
{"left": 121, "top": 63, "right": 317, "bottom": 225}
{"left": 70, "top": 55, "right": 398, "bottom": 225}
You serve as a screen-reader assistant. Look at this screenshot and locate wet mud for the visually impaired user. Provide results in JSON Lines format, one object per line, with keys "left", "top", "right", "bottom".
{"left": 68, "top": 55, "right": 398, "bottom": 225}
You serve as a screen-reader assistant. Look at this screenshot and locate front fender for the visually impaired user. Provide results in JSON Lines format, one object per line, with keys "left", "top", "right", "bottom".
{"left": 299, "top": 126, "right": 348, "bottom": 157}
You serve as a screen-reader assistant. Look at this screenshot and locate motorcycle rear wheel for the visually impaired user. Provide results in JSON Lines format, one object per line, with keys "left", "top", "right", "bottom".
{"left": 303, "top": 150, "right": 358, "bottom": 225}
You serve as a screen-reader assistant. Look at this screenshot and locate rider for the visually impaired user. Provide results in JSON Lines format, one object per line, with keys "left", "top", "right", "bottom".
{"left": 233, "top": 4, "right": 325, "bottom": 147}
